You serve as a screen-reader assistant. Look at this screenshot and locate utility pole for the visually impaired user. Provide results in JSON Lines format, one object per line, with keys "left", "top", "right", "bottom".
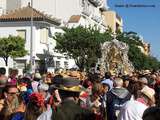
{"left": 30, "top": 0, "right": 34, "bottom": 73}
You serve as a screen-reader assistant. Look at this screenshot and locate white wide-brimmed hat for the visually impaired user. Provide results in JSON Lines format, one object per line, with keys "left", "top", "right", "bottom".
{"left": 141, "top": 86, "right": 155, "bottom": 102}
{"left": 38, "top": 83, "right": 49, "bottom": 91}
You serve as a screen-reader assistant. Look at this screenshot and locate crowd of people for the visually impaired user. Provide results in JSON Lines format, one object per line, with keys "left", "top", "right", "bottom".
{"left": 0, "top": 67, "right": 160, "bottom": 120}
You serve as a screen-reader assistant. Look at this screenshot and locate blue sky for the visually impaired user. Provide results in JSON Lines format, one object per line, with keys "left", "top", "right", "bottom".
{"left": 108, "top": 0, "right": 160, "bottom": 59}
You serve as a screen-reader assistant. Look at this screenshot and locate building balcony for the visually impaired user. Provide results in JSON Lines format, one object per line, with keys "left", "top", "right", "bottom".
{"left": 91, "top": 15, "right": 101, "bottom": 23}
{"left": 82, "top": 8, "right": 92, "bottom": 16}
{"left": 89, "top": 0, "right": 103, "bottom": 7}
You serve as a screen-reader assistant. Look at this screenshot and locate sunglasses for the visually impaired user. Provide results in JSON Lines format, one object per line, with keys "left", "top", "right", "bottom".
{"left": 0, "top": 100, "right": 4, "bottom": 105}
{"left": 0, "top": 102, "right": 4, "bottom": 105}
{"left": 7, "top": 92, "right": 19, "bottom": 96}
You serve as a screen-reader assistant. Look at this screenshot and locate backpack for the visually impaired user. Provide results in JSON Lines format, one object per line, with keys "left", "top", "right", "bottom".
{"left": 112, "top": 96, "right": 126, "bottom": 117}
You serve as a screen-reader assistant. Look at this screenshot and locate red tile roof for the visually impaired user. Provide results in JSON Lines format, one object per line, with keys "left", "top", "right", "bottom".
{"left": 68, "top": 15, "right": 81, "bottom": 23}
{"left": 0, "top": 6, "right": 61, "bottom": 25}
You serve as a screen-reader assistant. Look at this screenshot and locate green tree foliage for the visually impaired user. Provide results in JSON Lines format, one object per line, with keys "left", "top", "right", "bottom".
{"left": 0, "top": 35, "right": 27, "bottom": 66}
{"left": 116, "top": 31, "right": 160, "bottom": 70}
{"left": 54, "top": 26, "right": 113, "bottom": 71}
{"left": 116, "top": 31, "right": 143, "bottom": 46}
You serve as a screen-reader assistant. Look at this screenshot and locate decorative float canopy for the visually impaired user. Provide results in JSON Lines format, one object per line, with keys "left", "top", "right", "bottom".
{"left": 100, "top": 38, "right": 134, "bottom": 76}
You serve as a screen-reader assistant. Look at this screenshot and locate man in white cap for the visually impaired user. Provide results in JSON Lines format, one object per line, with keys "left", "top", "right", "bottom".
{"left": 138, "top": 77, "right": 148, "bottom": 90}
{"left": 38, "top": 82, "right": 50, "bottom": 102}
{"left": 31, "top": 72, "right": 42, "bottom": 92}
{"left": 100, "top": 79, "right": 113, "bottom": 119}
{"left": 37, "top": 83, "right": 52, "bottom": 120}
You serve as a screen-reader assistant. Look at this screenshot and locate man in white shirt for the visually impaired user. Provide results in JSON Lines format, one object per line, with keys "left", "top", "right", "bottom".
{"left": 117, "top": 86, "right": 155, "bottom": 120}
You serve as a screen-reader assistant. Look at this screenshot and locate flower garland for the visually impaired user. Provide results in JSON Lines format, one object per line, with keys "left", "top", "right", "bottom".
{"left": 29, "top": 93, "right": 45, "bottom": 107}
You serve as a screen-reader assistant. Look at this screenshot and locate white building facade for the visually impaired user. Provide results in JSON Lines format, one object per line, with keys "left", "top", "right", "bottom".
{"left": 1, "top": 0, "right": 108, "bottom": 29}
{"left": 0, "top": 0, "right": 109, "bottom": 73}
{"left": 0, "top": 6, "right": 75, "bottom": 74}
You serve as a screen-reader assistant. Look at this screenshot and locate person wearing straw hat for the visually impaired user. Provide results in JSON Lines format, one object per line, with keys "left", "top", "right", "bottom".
{"left": 53, "top": 77, "right": 94, "bottom": 120}
{"left": 117, "top": 86, "right": 155, "bottom": 120}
